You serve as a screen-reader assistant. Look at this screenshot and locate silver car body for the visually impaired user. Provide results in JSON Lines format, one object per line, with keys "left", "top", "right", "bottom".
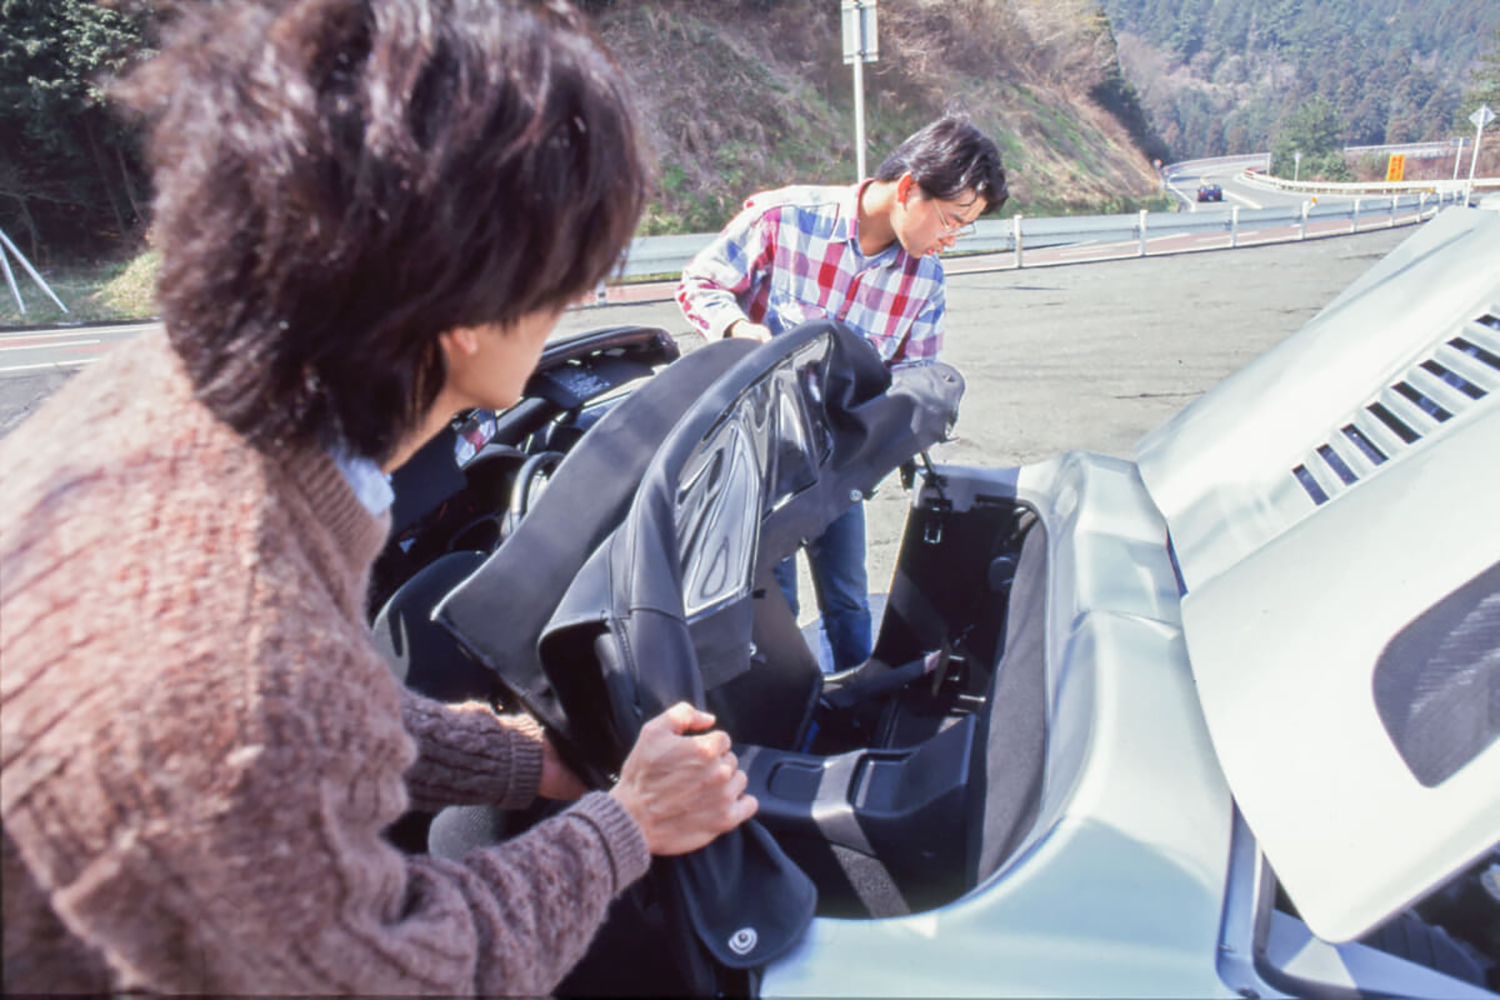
{"left": 762, "top": 207, "right": 1500, "bottom": 998}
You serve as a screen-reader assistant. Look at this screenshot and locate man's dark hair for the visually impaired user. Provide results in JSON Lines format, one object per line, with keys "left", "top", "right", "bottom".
{"left": 875, "top": 113, "right": 1008, "bottom": 214}
{"left": 116, "top": 0, "right": 647, "bottom": 462}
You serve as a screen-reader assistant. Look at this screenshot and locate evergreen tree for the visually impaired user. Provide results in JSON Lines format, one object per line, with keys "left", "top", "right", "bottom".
{"left": 0, "top": 0, "right": 153, "bottom": 258}
{"left": 1457, "top": 27, "right": 1500, "bottom": 127}
{"left": 1270, "top": 95, "right": 1351, "bottom": 180}
{"left": 1099, "top": 0, "right": 1499, "bottom": 160}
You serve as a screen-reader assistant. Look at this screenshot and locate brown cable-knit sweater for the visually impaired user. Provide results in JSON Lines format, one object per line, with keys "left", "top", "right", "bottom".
{"left": 0, "top": 329, "right": 650, "bottom": 994}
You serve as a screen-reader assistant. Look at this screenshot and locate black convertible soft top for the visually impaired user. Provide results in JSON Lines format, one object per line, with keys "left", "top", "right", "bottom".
{"left": 437, "top": 320, "right": 964, "bottom": 987}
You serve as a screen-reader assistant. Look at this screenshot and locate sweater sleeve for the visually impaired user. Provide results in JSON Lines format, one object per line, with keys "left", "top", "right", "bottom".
{"left": 0, "top": 336, "right": 653, "bottom": 997}
{"left": 3, "top": 581, "right": 650, "bottom": 996}
{"left": 11, "top": 665, "right": 652, "bottom": 997}
{"left": 400, "top": 690, "right": 545, "bottom": 812}
{"left": 676, "top": 200, "right": 777, "bottom": 339}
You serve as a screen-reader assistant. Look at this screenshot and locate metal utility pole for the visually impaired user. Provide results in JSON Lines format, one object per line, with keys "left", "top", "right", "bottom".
{"left": 1467, "top": 105, "right": 1495, "bottom": 206}
{"left": 0, "top": 227, "right": 68, "bottom": 316}
{"left": 1293, "top": 150, "right": 1302, "bottom": 183}
{"left": 841, "top": 0, "right": 878, "bottom": 181}
{"left": 1453, "top": 136, "right": 1466, "bottom": 181}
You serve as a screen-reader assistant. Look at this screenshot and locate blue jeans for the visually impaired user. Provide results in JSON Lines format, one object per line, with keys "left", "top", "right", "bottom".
{"left": 773, "top": 504, "right": 873, "bottom": 672}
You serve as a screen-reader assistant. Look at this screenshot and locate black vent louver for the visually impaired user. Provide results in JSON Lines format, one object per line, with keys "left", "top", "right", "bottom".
{"left": 1293, "top": 311, "right": 1500, "bottom": 506}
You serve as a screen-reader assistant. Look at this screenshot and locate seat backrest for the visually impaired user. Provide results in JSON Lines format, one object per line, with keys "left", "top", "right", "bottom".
{"left": 965, "top": 522, "right": 1050, "bottom": 887}
{"left": 436, "top": 340, "right": 757, "bottom": 727}
{"left": 372, "top": 550, "right": 493, "bottom": 703}
{"left": 701, "top": 563, "right": 824, "bottom": 751}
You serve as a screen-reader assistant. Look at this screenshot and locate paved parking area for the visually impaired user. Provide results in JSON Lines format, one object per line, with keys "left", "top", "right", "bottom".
{"left": 2, "top": 223, "right": 1420, "bottom": 621}
{"left": 551, "top": 225, "right": 1417, "bottom": 612}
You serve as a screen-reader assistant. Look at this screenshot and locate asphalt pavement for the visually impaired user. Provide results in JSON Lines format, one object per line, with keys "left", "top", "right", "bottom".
{"left": 549, "top": 223, "right": 1417, "bottom": 606}
{"left": 2, "top": 222, "right": 1421, "bottom": 617}
{"left": 1164, "top": 156, "right": 1355, "bottom": 211}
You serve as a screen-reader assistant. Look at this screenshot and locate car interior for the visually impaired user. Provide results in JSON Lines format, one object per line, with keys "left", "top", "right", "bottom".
{"left": 368, "top": 321, "right": 1499, "bottom": 996}
{"left": 365, "top": 322, "right": 1059, "bottom": 987}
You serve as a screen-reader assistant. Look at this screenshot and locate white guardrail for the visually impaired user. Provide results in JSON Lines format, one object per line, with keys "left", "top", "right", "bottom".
{"left": 1239, "top": 171, "right": 1500, "bottom": 198}
{"left": 608, "top": 179, "right": 1485, "bottom": 285}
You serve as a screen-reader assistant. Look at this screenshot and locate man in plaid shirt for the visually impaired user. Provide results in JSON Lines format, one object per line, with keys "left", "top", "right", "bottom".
{"left": 676, "top": 114, "right": 1007, "bottom": 672}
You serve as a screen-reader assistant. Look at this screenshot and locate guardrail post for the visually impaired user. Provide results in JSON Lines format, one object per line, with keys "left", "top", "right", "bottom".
{"left": 1352, "top": 197, "right": 1360, "bottom": 234}
{"left": 1231, "top": 205, "right": 1239, "bottom": 248}
{"left": 1013, "top": 214, "right": 1024, "bottom": 270}
{"left": 1299, "top": 201, "right": 1309, "bottom": 241}
{"left": 1138, "top": 209, "right": 1148, "bottom": 257}
{"left": 594, "top": 279, "right": 608, "bottom": 306}
{"left": 1389, "top": 195, "right": 1398, "bottom": 228}
{"left": 1419, "top": 191, "right": 1427, "bottom": 217}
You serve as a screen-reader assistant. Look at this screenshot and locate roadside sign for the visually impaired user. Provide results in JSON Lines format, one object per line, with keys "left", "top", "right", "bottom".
{"left": 1386, "top": 153, "right": 1406, "bottom": 182}
{"left": 841, "top": 0, "right": 878, "bottom": 64}
{"left": 1472, "top": 105, "right": 1496, "bottom": 131}
{"left": 841, "top": 0, "right": 878, "bottom": 181}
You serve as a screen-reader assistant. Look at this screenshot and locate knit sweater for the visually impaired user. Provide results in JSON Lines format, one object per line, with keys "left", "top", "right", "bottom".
{"left": 0, "top": 329, "right": 651, "bottom": 994}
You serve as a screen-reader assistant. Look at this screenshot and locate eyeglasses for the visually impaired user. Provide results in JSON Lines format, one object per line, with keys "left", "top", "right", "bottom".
{"left": 934, "top": 203, "right": 976, "bottom": 239}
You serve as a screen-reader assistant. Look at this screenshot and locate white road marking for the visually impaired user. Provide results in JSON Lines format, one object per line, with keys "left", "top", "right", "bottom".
{"left": 0, "top": 338, "right": 99, "bottom": 352}
{"left": 1225, "top": 188, "right": 1262, "bottom": 210}
{"left": 0, "top": 323, "right": 153, "bottom": 341}
{"left": 0, "top": 358, "right": 96, "bottom": 374}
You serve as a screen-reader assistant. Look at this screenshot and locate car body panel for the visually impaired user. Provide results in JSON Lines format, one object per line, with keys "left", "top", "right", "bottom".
{"left": 762, "top": 453, "right": 1239, "bottom": 997}
{"left": 1134, "top": 207, "right": 1500, "bottom": 594}
{"left": 1133, "top": 207, "right": 1500, "bottom": 943}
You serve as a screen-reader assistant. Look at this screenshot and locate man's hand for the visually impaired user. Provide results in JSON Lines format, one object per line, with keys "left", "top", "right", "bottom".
{"left": 726, "top": 320, "right": 774, "bottom": 343}
{"left": 609, "top": 702, "right": 758, "bottom": 856}
{"left": 538, "top": 734, "right": 588, "bottom": 800}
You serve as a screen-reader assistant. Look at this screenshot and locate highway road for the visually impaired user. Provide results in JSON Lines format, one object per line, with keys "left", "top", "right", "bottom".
{"left": 1164, "top": 155, "right": 1354, "bottom": 211}
{"left": 0, "top": 323, "right": 146, "bottom": 377}
{"left": 0, "top": 222, "right": 1423, "bottom": 613}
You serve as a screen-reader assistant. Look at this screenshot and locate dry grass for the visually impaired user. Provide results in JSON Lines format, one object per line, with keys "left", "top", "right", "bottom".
{"left": 0, "top": 250, "right": 158, "bottom": 327}
{"left": 604, "top": 0, "right": 1164, "bottom": 232}
{"left": 7, "top": 1, "right": 1172, "bottom": 325}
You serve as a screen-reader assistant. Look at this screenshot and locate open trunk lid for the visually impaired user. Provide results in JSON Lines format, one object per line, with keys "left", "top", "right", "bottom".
{"left": 1133, "top": 208, "right": 1500, "bottom": 943}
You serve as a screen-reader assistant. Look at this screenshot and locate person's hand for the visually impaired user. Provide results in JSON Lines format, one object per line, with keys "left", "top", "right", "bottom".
{"left": 609, "top": 702, "right": 758, "bottom": 856}
{"left": 539, "top": 734, "right": 589, "bottom": 800}
{"left": 726, "top": 320, "right": 774, "bottom": 343}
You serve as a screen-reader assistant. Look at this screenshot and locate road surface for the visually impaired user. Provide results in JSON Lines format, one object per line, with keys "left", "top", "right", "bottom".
{"left": 1164, "top": 155, "right": 1364, "bottom": 212}
{"left": 1, "top": 222, "right": 1423, "bottom": 622}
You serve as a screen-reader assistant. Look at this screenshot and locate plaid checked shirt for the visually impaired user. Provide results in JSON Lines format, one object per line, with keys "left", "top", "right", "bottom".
{"left": 676, "top": 182, "right": 946, "bottom": 368}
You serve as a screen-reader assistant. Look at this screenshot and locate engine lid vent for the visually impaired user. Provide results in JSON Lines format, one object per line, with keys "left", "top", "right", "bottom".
{"left": 1293, "top": 312, "right": 1500, "bottom": 506}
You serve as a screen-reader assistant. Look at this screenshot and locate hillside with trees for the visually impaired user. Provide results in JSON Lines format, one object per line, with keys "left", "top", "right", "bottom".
{"left": 0, "top": 0, "right": 153, "bottom": 263}
{"left": 1101, "top": 0, "right": 1500, "bottom": 173}
{"left": 1, "top": 0, "right": 1168, "bottom": 266}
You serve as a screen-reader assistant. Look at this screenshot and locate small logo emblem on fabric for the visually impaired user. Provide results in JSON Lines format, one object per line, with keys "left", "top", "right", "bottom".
{"left": 728, "top": 927, "right": 757, "bottom": 955}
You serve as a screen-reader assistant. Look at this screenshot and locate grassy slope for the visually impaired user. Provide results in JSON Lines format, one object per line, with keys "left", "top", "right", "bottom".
{"left": 2, "top": 0, "right": 1167, "bottom": 325}
{"left": 0, "top": 250, "right": 157, "bottom": 327}
{"left": 607, "top": 0, "right": 1167, "bottom": 233}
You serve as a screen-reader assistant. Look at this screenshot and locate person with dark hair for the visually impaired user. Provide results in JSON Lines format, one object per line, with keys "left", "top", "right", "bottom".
{"left": 676, "top": 112, "right": 1006, "bottom": 672}
{"left": 0, "top": 0, "right": 755, "bottom": 994}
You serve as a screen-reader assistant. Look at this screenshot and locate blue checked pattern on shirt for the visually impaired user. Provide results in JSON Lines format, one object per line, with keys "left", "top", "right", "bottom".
{"left": 676, "top": 183, "right": 946, "bottom": 367}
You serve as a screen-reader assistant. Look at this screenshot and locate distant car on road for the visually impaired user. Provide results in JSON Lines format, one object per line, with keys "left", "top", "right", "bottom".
{"left": 1197, "top": 182, "right": 1224, "bottom": 202}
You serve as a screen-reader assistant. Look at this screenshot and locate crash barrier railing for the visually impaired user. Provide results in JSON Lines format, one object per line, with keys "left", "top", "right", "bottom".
{"left": 602, "top": 186, "right": 1463, "bottom": 295}
{"left": 1240, "top": 171, "right": 1500, "bottom": 198}
{"left": 1166, "top": 153, "right": 1271, "bottom": 174}
{"left": 948, "top": 189, "right": 1460, "bottom": 265}
{"left": 1344, "top": 140, "right": 1460, "bottom": 160}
